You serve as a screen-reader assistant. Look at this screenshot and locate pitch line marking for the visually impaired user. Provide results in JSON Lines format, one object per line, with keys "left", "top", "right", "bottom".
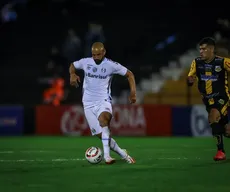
{"left": 0, "top": 158, "right": 86, "bottom": 162}
{"left": 157, "top": 157, "right": 201, "bottom": 160}
{"left": 0, "top": 150, "right": 56, "bottom": 154}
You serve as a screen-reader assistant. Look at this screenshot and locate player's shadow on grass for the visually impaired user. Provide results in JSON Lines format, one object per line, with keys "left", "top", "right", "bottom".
{"left": 81, "top": 159, "right": 127, "bottom": 167}
{"left": 216, "top": 158, "right": 230, "bottom": 164}
{"left": 192, "top": 158, "right": 230, "bottom": 167}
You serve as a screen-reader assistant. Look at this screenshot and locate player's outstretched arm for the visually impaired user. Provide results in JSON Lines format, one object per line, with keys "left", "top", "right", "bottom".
{"left": 69, "top": 63, "right": 81, "bottom": 86}
{"left": 69, "top": 63, "right": 76, "bottom": 75}
{"left": 125, "top": 70, "right": 137, "bottom": 104}
{"left": 187, "top": 60, "right": 196, "bottom": 86}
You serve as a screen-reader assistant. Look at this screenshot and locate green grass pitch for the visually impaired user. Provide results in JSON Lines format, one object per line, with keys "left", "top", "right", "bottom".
{"left": 0, "top": 136, "right": 229, "bottom": 192}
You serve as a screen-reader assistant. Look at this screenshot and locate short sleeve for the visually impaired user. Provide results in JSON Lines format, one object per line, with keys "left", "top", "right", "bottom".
{"left": 73, "top": 59, "right": 84, "bottom": 69}
{"left": 111, "top": 61, "right": 128, "bottom": 76}
{"left": 224, "top": 57, "right": 230, "bottom": 72}
{"left": 188, "top": 60, "right": 196, "bottom": 77}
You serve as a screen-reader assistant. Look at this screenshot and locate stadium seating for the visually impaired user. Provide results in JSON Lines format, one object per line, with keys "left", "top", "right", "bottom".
{"left": 116, "top": 47, "right": 203, "bottom": 105}
{"left": 140, "top": 37, "right": 230, "bottom": 105}
{"left": 143, "top": 70, "right": 202, "bottom": 105}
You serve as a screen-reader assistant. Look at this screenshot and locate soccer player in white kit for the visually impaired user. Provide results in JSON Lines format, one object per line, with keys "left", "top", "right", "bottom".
{"left": 69, "top": 42, "right": 136, "bottom": 164}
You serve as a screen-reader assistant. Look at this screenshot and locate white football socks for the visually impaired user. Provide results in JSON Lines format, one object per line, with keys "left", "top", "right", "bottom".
{"left": 101, "top": 126, "right": 110, "bottom": 159}
{"left": 110, "top": 138, "right": 126, "bottom": 158}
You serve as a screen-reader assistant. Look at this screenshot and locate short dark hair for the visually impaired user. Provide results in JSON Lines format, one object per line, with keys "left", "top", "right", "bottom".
{"left": 199, "top": 37, "right": 216, "bottom": 47}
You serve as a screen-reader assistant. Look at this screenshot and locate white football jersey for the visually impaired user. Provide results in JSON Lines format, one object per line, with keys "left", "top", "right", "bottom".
{"left": 73, "top": 57, "right": 128, "bottom": 107}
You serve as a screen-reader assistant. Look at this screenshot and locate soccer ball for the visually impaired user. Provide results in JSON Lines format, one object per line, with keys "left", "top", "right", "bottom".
{"left": 85, "top": 146, "right": 103, "bottom": 164}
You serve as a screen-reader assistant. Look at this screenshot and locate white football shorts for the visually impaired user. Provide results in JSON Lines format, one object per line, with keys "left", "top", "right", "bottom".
{"left": 84, "top": 100, "right": 112, "bottom": 135}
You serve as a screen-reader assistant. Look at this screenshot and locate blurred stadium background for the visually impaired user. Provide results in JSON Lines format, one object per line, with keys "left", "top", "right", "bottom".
{"left": 1, "top": 0, "right": 230, "bottom": 137}
{"left": 1, "top": 1, "right": 230, "bottom": 191}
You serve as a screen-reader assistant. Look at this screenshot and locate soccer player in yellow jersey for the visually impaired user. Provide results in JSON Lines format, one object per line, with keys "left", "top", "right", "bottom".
{"left": 187, "top": 37, "right": 230, "bottom": 161}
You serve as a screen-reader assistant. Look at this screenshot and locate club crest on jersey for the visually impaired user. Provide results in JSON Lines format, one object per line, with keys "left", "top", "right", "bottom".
{"left": 218, "top": 99, "right": 225, "bottom": 105}
{"left": 101, "top": 68, "right": 106, "bottom": 73}
{"left": 92, "top": 67, "right": 97, "bottom": 72}
{"left": 215, "top": 66, "right": 222, "bottom": 72}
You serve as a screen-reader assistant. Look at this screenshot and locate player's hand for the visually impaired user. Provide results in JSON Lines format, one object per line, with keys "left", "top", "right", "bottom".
{"left": 129, "top": 92, "right": 136, "bottom": 104}
{"left": 70, "top": 73, "right": 80, "bottom": 86}
{"left": 187, "top": 76, "right": 195, "bottom": 86}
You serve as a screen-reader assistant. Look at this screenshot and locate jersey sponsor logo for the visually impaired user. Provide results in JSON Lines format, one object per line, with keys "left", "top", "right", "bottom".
{"left": 200, "top": 74, "right": 218, "bottom": 81}
{"left": 190, "top": 105, "right": 212, "bottom": 137}
{"left": 85, "top": 72, "right": 107, "bottom": 79}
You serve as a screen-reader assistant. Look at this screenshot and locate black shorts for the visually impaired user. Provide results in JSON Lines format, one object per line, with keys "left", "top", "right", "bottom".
{"left": 202, "top": 96, "right": 229, "bottom": 117}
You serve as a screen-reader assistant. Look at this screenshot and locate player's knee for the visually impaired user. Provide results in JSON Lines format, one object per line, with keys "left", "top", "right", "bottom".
{"left": 98, "top": 112, "right": 112, "bottom": 127}
{"left": 99, "top": 120, "right": 109, "bottom": 127}
{"left": 208, "top": 108, "right": 221, "bottom": 124}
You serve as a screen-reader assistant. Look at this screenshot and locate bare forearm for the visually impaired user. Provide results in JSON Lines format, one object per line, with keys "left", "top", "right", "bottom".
{"left": 69, "top": 63, "right": 76, "bottom": 75}
{"left": 127, "top": 71, "right": 136, "bottom": 93}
